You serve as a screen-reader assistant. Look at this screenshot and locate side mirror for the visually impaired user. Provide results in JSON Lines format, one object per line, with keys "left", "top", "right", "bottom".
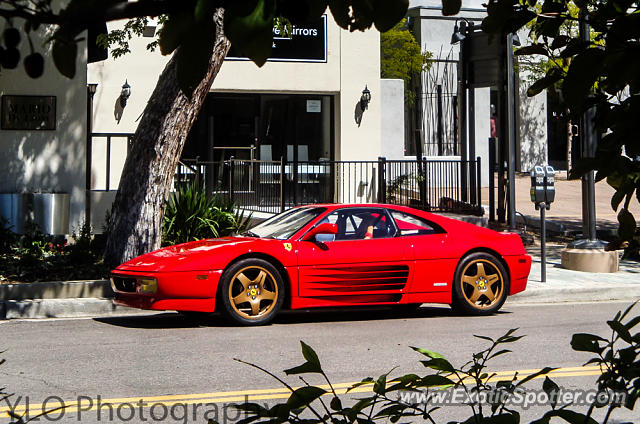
{"left": 303, "top": 223, "right": 338, "bottom": 242}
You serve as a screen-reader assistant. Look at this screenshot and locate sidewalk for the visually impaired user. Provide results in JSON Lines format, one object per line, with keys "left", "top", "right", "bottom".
{"left": 483, "top": 172, "right": 640, "bottom": 234}
{"left": 508, "top": 242, "right": 640, "bottom": 305}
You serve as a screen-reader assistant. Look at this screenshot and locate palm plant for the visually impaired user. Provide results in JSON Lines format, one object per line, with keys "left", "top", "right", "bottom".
{"left": 162, "top": 181, "right": 251, "bottom": 246}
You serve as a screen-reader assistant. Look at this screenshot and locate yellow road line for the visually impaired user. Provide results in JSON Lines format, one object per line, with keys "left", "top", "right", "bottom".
{"left": 0, "top": 365, "right": 604, "bottom": 417}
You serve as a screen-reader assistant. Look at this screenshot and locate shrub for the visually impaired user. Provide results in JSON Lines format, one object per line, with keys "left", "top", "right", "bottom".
{"left": 162, "top": 181, "right": 251, "bottom": 246}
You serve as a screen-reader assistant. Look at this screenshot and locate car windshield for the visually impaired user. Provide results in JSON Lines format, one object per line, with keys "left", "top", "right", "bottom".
{"left": 245, "top": 207, "right": 327, "bottom": 240}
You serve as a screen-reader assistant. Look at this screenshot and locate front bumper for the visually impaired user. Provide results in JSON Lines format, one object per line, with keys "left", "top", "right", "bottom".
{"left": 110, "top": 269, "right": 222, "bottom": 312}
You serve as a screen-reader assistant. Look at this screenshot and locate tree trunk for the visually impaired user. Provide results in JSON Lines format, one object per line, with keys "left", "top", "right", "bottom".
{"left": 104, "top": 9, "right": 230, "bottom": 268}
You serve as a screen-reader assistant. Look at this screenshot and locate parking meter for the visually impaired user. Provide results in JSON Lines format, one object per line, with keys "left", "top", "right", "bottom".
{"left": 544, "top": 165, "right": 555, "bottom": 206}
{"left": 530, "top": 164, "right": 556, "bottom": 283}
{"left": 530, "top": 166, "right": 546, "bottom": 208}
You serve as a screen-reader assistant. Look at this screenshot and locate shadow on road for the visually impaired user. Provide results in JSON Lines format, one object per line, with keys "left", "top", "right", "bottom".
{"left": 92, "top": 304, "right": 511, "bottom": 329}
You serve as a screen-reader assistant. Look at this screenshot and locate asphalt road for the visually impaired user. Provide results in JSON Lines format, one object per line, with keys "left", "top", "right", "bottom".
{"left": 0, "top": 301, "right": 637, "bottom": 423}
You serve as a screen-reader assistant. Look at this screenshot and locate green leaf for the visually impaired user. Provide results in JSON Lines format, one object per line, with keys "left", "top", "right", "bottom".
{"left": 195, "top": 0, "right": 216, "bottom": 22}
{"left": 159, "top": 12, "right": 194, "bottom": 56}
{"left": 571, "top": 333, "right": 606, "bottom": 353}
{"left": 330, "top": 396, "right": 342, "bottom": 411}
{"left": 286, "top": 386, "right": 326, "bottom": 410}
{"left": 514, "top": 45, "right": 549, "bottom": 56}
{"left": 277, "top": 0, "right": 327, "bottom": 22}
{"left": 417, "top": 374, "right": 455, "bottom": 388}
{"left": 284, "top": 361, "right": 322, "bottom": 375}
{"left": 420, "top": 358, "right": 455, "bottom": 372}
{"left": 619, "top": 300, "right": 639, "bottom": 321}
{"left": 488, "top": 349, "right": 512, "bottom": 360}
{"left": 607, "top": 319, "right": 634, "bottom": 343}
{"left": 624, "top": 315, "right": 640, "bottom": 331}
{"left": 300, "top": 341, "right": 321, "bottom": 368}
{"left": 550, "top": 35, "right": 571, "bottom": 50}
{"left": 329, "top": 0, "right": 350, "bottom": 29}
{"left": 52, "top": 38, "right": 77, "bottom": 79}
{"left": 442, "top": 0, "right": 462, "bottom": 16}
{"left": 516, "top": 367, "right": 556, "bottom": 387}
{"left": 284, "top": 341, "right": 322, "bottom": 375}
{"left": 373, "top": 372, "right": 388, "bottom": 395}
{"left": 527, "top": 69, "right": 563, "bottom": 97}
{"left": 175, "top": 20, "right": 217, "bottom": 98}
{"left": 224, "top": 0, "right": 275, "bottom": 67}
{"left": 372, "top": 0, "right": 409, "bottom": 32}
{"left": 617, "top": 208, "right": 637, "bottom": 241}
{"left": 562, "top": 48, "right": 606, "bottom": 110}
{"left": 612, "top": 189, "right": 626, "bottom": 212}
{"left": 410, "top": 346, "right": 446, "bottom": 359}
{"left": 347, "top": 377, "right": 374, "bottom": 392}
{"left": 542, "top": 377, "right": 560, "bottom": 409}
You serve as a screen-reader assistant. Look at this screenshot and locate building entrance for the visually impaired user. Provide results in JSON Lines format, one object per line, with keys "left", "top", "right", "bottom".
{"left": 183, "top": 93, "right": 334, "bottom": 165}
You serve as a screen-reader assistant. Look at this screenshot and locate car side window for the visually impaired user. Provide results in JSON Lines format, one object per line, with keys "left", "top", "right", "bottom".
{"left": 318, "top": 209, "right": 396, "bottom": 240}
{"left": 389, "top": 210, "right": 444, "bottom": 236}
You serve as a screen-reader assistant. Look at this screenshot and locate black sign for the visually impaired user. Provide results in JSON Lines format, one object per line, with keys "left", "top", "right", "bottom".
{"left": 1, "top": 95, "right": 56, "bottom": 130}
{"left": 466, "top": 30, "right": 504, "bottom": 88}
{"left": 227, "top": 15, "right": 327, "bottom": 63}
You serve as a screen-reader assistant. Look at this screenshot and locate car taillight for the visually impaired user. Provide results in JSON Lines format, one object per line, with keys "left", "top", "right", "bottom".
{"left": 136, "top": 278, "right": 158, "bottom": 294}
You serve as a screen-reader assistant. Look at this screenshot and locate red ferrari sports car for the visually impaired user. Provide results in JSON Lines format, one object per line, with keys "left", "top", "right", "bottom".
{"left": 111, "top": 204, "right": 531, "bottom": 325}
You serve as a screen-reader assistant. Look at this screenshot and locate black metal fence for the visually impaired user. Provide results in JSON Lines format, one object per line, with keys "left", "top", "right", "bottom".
{"left": 176, "top": 157, "right": 482, "bottom": 215}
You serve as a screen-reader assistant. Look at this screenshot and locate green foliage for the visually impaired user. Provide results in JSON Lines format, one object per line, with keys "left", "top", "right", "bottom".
{"left": 0, "top": 219, "right": 108, "bottom": 283}
{"left": 0, "top": 217, "right": 16, "bottom": 253}
{"left": 235, "top": 302, "right": 640, "bottom": 423}
{"left": 162, "top": 181, "right": 251, "bottom": 246}
{"left": 380, "top": 19, "right": 432, "bottom": 105}
{"left": 483, "top": 0, "right": 640, "bottom": 254}
{"left": 570, "top": 301, "right": 640, "bottom": 414}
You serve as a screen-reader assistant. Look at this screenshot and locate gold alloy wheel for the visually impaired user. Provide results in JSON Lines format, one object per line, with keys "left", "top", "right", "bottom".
{"left": 228, "top": 266, "right": 279, "bottom": 320}
{"left": 459, "top": 259, "right": 504, "bottom": 310}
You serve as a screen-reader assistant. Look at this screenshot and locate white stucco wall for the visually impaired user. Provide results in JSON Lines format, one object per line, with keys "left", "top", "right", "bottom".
{"left": 0, "top": 23, "right": 87, "bottom": 234}
{"left": 517, "top": 76, "right": 548, "bottom": 172}
{"left": 381, "top": 79, "right": 405, "bottom": 160}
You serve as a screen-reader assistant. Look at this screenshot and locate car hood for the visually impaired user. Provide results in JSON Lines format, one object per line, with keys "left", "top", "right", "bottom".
{"left": 114, "top": 237, "right": 256, "bottom": 273}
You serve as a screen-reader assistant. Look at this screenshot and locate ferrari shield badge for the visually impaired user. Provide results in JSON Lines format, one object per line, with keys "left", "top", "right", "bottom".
{"left": 283, "top": 243, "right": 292, "bottom": 252}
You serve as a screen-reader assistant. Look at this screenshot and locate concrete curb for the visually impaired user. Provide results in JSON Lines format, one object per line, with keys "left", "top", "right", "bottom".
{"left": 0, "top": 280, "right": 112, "bottom": 301}
{"left": 0, "top": 298, "right": 144, "bottom": 320}
{"left": 507, "top": 284, "right": 640, "bottom": 305}
{"left": 0, "top": 280, "right": 125, "bottom": 320}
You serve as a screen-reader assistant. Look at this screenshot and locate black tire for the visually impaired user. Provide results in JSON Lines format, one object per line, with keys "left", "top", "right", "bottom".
{"left": 219, "top": 258, "right": 285, "bottom": 325}
{"left": 451, "top": 252, "right": 509, "bottom": 315}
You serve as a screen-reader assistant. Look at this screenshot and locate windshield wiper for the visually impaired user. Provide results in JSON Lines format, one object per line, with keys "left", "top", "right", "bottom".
{"left": 241, "top": 230, "right": 261, "bottom": 238}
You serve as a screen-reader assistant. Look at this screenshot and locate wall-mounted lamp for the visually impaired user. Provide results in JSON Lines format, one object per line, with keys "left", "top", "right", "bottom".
{"left": 120, "top": 80, "right": 131, "bottom": 107}
{"left": 450, "top": 18, "right": 471, "bottom": 45}
{"left": 360, "top": 85, "right": 371, "bottom": 111}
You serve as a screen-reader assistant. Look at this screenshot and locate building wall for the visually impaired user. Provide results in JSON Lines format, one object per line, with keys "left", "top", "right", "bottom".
{"left": 89, "top": 14, "right": 382, "bottom": 164}
{"left": 381, "top": 79, "right": 405, "bottom": 160}
{"left": 516, "top": 74, "right": 548, "bottom": 172}
{"left": 408, "top": 5, "right": 491, "bottom": 187}
{"left": 0, "top": 22, "right": 88, "bottom": 234}
{"left": 87, "top": 14, "right": 383, "bottom": 210}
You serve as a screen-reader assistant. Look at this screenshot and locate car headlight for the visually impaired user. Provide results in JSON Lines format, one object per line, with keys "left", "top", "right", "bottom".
{"left": 136, "top": 278, "right": 158, "bottom": 294}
